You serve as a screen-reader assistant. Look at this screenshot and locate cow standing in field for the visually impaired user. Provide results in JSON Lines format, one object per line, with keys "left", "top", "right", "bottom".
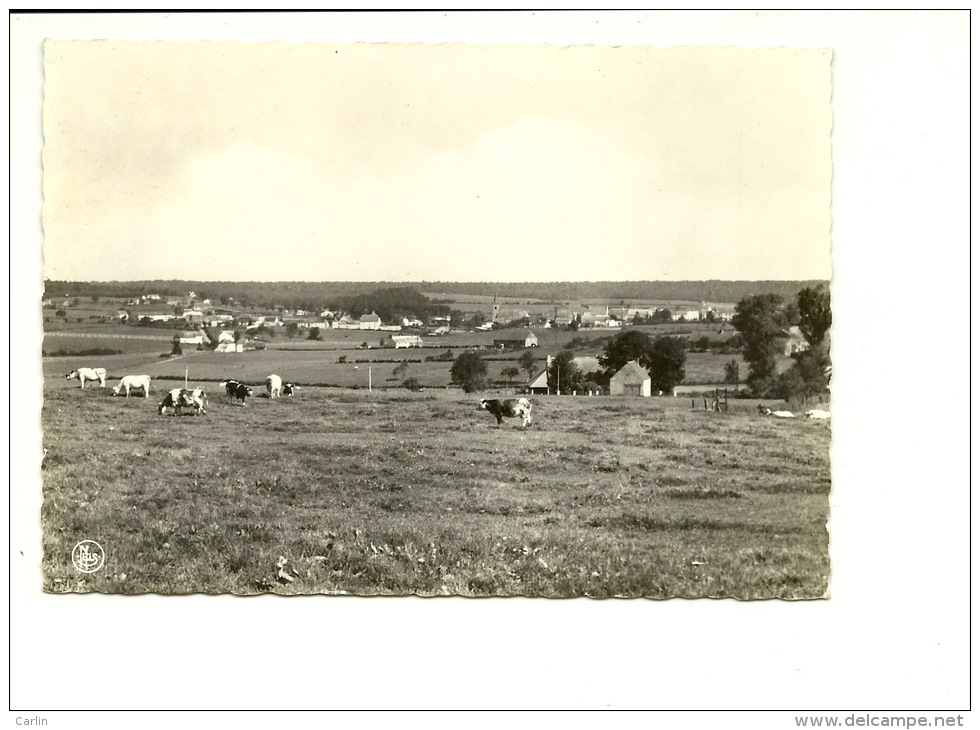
{"left": 479, "top": 398, "right": 533, "bottom": 428}
{"left": 282, "top": 383, "right": 297, "bottom": 396}
{"left": 113, "top": 375, "right": 151, "bottom": 398}
{"left": 158, "top": 388, "right": 208, "bottom": 416}
{"left": 66, "top": 368, "right": 107, "bottom": 389}
{"left": 266, "top": 374, "right": 283, "bottom": 398}
{"left": 221, "top": 380, "right": 253, "bottom": 405}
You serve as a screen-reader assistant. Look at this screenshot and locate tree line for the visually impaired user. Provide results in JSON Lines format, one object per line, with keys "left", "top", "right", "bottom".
{"left": 43, "top": 279, "right": 828, "bottom": 312}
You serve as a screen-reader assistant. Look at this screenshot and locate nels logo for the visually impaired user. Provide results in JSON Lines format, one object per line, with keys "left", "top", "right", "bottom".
{"left": 71, "top": 540, "right": 106, "bottom": 574}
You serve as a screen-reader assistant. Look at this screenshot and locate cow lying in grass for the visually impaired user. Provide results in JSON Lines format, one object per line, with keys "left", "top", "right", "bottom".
{"left": 805, "top": 409, "right": 831, "bottom": 420}
{"left": 159, "top": 388, "right": 208, "bottom": 416}
{"left": 479, "top": 398, "right": 533, "bottom": 428}
{"left": 763, "top": 407, "right": 795, "bottom": 419}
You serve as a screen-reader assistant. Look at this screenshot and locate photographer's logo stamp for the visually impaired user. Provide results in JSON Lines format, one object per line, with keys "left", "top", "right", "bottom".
{"left": 71, "top": 540, "right": 105, "bottom": 574}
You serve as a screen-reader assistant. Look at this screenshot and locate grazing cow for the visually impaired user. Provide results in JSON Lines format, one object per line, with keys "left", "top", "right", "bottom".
{"left": 112, "top": 374, "right": 151, "bottom": 398}
{"left": 66, "top": 368, "right": 107, "bottom": 389}
{"left": 158, "top": 388, "right": 208, "bottom": 416}
{"left": 266, "top": 374, "right": 283, "bottom": 398}
{"left": 220, "top": 379, "right": 253, "bottom": 405}
{"left": 479, "top": 398, "right": 533, "bottom": 428}
{"left": 282, "top": 383, "right": 297, "bottom": 396}
{"left": 805, "top": 409, "right": 831, "bottom": 420}
{"left": 764, "top": 408, "right": 796, "bottom": 419}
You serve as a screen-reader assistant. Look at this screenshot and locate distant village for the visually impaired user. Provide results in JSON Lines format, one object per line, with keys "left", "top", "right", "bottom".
{"left": 41, "top": 288, "right": 814, "bottom": 358}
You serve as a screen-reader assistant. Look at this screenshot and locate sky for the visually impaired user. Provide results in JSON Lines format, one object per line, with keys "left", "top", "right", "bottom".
{"left": 42, "top": 41, "right": 832, "bottom": 283}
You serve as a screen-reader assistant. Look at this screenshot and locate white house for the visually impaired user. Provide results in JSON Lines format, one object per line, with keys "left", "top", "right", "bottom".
{"left": 215, "top": 330, "right": 243, "bottom": 353}
{"left": 609, "top": 360, "right": 652, "bottom": 397}
{"left": 359, "top": 312, "right": 382, "bottom": 330}
{"left": 391, "top": 334, "right": 424, "bottom": 349}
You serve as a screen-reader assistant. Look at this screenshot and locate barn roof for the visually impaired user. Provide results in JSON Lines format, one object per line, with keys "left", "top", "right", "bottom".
{"left": 610, "top": 360, "right": 650, "bottom": 384}
{"left": 493, "top": 329, "right": 536, "bottom": 341}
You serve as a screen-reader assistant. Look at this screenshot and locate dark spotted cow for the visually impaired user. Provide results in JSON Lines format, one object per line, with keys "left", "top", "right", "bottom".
{"left": 220, "top": 380, "right": 253, "bottom": 405}
{"left": 159, "top": 388, "right": 208, "bottom": 416}
{"left": 282, "top": 383, "right": 297, "bottom": 396}
{"left": 479, "top": 397, "right": 533, "bottom": 428}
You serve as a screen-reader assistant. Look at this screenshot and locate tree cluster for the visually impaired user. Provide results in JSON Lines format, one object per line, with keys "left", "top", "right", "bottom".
{"left": 731, "top": 285, "right": 831, "bottom": 400}
{"left": 598, "top": 330, "right": 687, "bottom": 393}
{"left": 330, "top": 287, "right": 449, "bottom": 325}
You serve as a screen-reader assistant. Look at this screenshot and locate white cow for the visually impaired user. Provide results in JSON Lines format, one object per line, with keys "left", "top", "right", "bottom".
{"left": 66, "top": 368, "right": 107, "bottom": 389}
{"left": 266, "top": 374, "right": 283, "bottom": 399}
{"left": 805, "top": 409, "right": 831, "bottom": 420}
{"left": 113, "top": 375, "right": 151, "bottom": 398}
{"left": 764, "top": 408, "right": 796, "bottom": 419}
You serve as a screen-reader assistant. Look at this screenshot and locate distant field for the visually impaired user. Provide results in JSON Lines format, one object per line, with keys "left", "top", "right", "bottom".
{"left": 40, "top": 319, "right": 794, "bottom": 390}
{"left": 40, "top": 384, "right": 830, "bottom": 598}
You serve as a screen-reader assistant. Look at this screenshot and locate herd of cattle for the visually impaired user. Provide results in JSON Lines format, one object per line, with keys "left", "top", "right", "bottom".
{"left": 64, "top": 367, "right": 828, "bottom": 427}
{"left": 64, "top": 367, "right": 538, "bottom": 428}
{"left": 65, "top": 368, "right": 298, "bottom": 418}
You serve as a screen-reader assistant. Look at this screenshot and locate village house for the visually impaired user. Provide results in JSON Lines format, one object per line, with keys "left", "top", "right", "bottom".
{"left": 178, "top": 330, "right": 208, "bottom": 346}
{"left": 782, "top": 325, "right": 810, "bottom": 356}
{"left": 334, "top": 314, "right": 360, "bottom": 329}
{"left": 609, "top": 360, "right": 652, "bottom": 397}
{"left": 214, "top": 330, "right": 243, "bottom": 353}
{"left": 359, "top": 312, "right": 382, "bottom": 330}
{"left": 493, "top": 330, "right": 538, "bottom": 349}
{"left": 389, "top": 334, "right": 424, "bottom": 349}
{"left": 133, "top": 305, "right": 178, "bottom": 323}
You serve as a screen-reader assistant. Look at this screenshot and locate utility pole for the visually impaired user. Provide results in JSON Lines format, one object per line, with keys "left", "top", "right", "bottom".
{"left": 368, "top": 365, "right": 372, "bottom": 392}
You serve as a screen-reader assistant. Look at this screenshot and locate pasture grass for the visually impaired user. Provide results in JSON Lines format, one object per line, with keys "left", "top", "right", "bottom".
{"left": 40, "top": 383, "right": 831, "bottom": 599}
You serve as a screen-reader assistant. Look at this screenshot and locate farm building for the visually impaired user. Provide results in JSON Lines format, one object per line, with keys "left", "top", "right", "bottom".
{"left": 133, "top": 306, "right": 177, "bottom": 322}
{"left": 390, "top": 334, "right": 424, "bottom": 349}
{"left": 493, "top": 330, "right": 538, "bottom": 349}
{"left": 527, "top": 356, "right": 602, "bottom": 395}
{"left": 359, "top": 312, "right": 382, "bottom": 330}
{"left": 609, "top": 360, "right": 651, "bottom": 397}
{"left": 178, "top": 330, "right": 208, "bottom": 346}
{"left": 782, "top": 325, "right": 810, "bottom": 356}
{"left": 215, "top": 330, "right": 243, "bottom": 353}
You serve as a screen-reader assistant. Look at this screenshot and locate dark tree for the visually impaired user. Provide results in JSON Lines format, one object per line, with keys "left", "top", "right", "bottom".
{"left": 797, "top": 285, "right": 832, "bottom": 346}
{"left": 450, "top": 351, "right": 490, "bottom": 393}
{"left": 646, "top": 336, "right": 687, "bottom": 393}
{"left": 547, "top": 350, "right": 580, "bottom": 394}
{"left": 286, "top": 322, "right": 300, "bottom": 339}
{"left": 518, "top": 350, "right": 538, "bottom": 379}
{"left": 724, "top": 359, "right": 741, "bottom": 386}
{"left": 732, "top": 294, "right": 785, "bottom": 393}
{"left": 501, "top": 366, "right": 521, "bottom": 383}
{"left": 307, "top": 327, "right": 321, "bottom": 341}
{"left": 171, "top": 335, "right": 182, "bottom": 356}
{"left": 599, "top": 330, "right": 655, "bottom": 381}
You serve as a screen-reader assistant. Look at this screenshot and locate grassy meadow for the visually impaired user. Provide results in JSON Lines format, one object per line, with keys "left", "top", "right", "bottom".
{"left": 41, "top": 378, "right": 831, "bottom": 599}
